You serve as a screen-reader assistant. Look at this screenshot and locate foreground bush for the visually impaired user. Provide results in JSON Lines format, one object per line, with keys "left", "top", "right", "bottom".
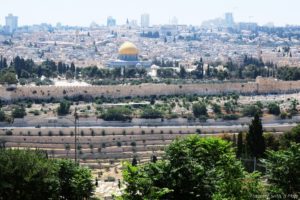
{"left": 262, "top": 143, "right": 300, "bottom": 199}
{"left": 120, "top": 136, "right": 264, "bottom": 200}
{"left": 0, "top": 149, "right": 94, "bottom": 200}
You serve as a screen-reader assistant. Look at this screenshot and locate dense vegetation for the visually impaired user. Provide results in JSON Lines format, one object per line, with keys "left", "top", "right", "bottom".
{"left": 1, "top": 55, "right": 300, "bottom": 85}
{"left": 117, "top": 113, "right": 300, "bottom": 200}
{"left": 0, "top": 149, "right": 94, "bottom": 200}
{"left": 262, "top": 144, "right": 300, "bottom": 199}
{"left": 119, "top": 123, "right": 300, "bottom": 200}
{"left": 120, "top": 136, "right": 264, "bottom": 200}
{"left": 12, "top": 106, "right": 26, "bottom": 118}
{"left": 0, "top": 91, "right": 297, "bottom": 122}
{"left": 101, "top": 107, "right": 132, "bottom": 121}
{"left": 57, "top": 100, "right": 71, "bottom": 115}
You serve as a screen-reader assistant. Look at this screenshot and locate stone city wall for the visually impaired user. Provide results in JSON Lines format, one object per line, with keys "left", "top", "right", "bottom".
{"left": 0, "top": 77, "right": 300, "bottom": 101}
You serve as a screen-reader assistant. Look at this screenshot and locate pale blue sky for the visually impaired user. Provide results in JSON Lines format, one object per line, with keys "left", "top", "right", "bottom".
{"left": 0, "top": 0, "right": 299, "bottom": 26}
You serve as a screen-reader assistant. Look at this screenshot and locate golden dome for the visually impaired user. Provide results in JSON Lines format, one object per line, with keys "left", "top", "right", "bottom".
{"left": 118, "top": 42, "right": 139, "bottom": 55}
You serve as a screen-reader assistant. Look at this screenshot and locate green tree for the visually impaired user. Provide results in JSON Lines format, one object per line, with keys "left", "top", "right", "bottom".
{"left": 192, "top": 102, "right": 207, "bottom": 117}
{"left": 262, "top": 144, "right": 300, "bottom": 199}
{"left": 0, "top": 149, "right": 94, "bottom": 200}
{"left": 12, "top": 106, "right": 26, "bottom": 118}
{"left": 70, "top": 62, "right": 76, "bottom": 73}
{"left": 0, "top": 149, "right": 59, "bottom": 200}
{"left": 192, "top": 58, "right": 204, "bottom": 79}
{"left": 264, "top": 133, "right": 279, "bottom": 151}
{"left": 141, "top": 107, "right": 163, "bottom": 119}
{"left": 246, "top": 114, "right": 266, "bottom": 167}
{"left": 289, "top": 99, "right": 299, "bottom": 114}
{"left": 224, "top": 101, "right": 235, "bottom": 113}
{"left": 102, "top": 107, "right": 132, "bottom": 121}
{"left": 279, "top": 124, "right": 300, "bottom": 149}
{"left": 179, "top": 66, "right": 187, "bottom": 79}
{"left": 120, "top": 136, "right": 264, "bottom": 200}
{"left": 57, "top": 100, "right": 71, "bottom": 115}
{"left": 268, "top": 102, "right": 281, "bottom": 116}
{"left": 0, "top": 70, "right": 18, "bottom": 84}
{"left": 242, "top": 104, "right": 262, "bottom": 117}
{"left": 237, "top": 132, "right": 245, "bottom": 158}
{"left": 0, "top": 110, "right": 5, "bottom": 121}
{"left": 212, "top": 103, "right": 221, "bottom": 114}
{"left": 57, "top": 159, "right": 94, "bottom": 200}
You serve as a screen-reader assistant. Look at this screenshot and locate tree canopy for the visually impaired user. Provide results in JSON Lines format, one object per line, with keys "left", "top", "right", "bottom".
{"left": 141, "top": 107, "right": 163, "bottom": 119}
{"left": 0, "top": 110, "right": 5, "bottom": 121}
{"left": 12, "top": 106, "right": 26, "bottom": 118}
{"left": 120, "top": 135, "right": 264, "bottom": 200}
{"left": 192, "top": 102, "right": 207, "bottom": 117}
{"left": 102, "top": 107, "right": 132, "bottom": 121}
{"left": 268, "top": 102, "right": 281, "bottom": 116}
{"left": 247, "top": 114, "right": 266, "bottom": 158}
{"left": 0, "top": 149, "right": 94, "bottom": 200}
{"left": 57, "top": 100, "right": 71, "bottom": 116}
{"left": 262, "top": 143, "right": 300, "bottom": 199}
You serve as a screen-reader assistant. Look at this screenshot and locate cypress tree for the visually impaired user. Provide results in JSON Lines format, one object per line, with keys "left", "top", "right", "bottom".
{"left": 246, "top": 113, "right": 266, "bottom": 158}
{"left": 237, "top": 132, "right": 244, "bottom": 158}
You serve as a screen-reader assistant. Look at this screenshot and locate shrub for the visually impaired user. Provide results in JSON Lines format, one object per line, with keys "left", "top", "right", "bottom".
{"left": 141, "top": 107, "right": 163, "bottom": 119}
{"left": 12, "top": 106, "right": 26, "bottom": 118}
{"left": 117, "top": 141, "right": 122, "bottom": 147}
{"left": 0, "top": 110, "right": 5, "bottom": 121}
{"left": 280, "top": 112, "right": 287, "bottom": 119}
{"left": 5, "top": 130, "right": 12, "bottom": 136}
{"left": 212, "top": 103, "right": 222, "bottom": 114}
{"left": 223, "top": 114, "right": 239, "bottom": 120}
{"left": 101, "top": 107, "right": 132, "bottom": 121}
{"left": 192, "top": 103, "right": 207, "bottom": 117}
{"left": 268, "top": 103, "right": 281, "bottom": 116}
{"left": 121, "top": 136, "right": 264, "bottom": 199}
{"left": 0, "top": 149, "right": 94, "bottom": 199}
{"left": 131, "top": 141, "right": 136, "bottom": 147}
{"left": 242, "top": 105, "right": 262, "bottom": 117}
{"left": 57, "top": 100, "right": 71, "bottom": 115}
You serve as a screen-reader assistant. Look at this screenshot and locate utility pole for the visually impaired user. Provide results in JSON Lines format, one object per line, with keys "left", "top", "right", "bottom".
{"left": 74, "top": 107, "right": 78, "bottom": 164}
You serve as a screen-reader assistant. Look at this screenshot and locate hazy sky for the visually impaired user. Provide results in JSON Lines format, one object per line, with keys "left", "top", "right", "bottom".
{"left": 0, "top": 0, "right": 299, "bottom": 26}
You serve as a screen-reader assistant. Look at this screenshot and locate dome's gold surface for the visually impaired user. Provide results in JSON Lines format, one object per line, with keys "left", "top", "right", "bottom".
{"left": 118, "top": 42, "right": 139, "bottom": 55}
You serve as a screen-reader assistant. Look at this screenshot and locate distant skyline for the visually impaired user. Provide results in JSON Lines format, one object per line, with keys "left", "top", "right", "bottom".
{"left": 0, "top": 0, "right": 299, "bottom": 27}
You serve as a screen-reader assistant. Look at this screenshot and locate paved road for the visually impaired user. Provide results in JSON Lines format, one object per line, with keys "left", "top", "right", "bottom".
{"left": 0, "top": 123, "right": 297, "bottom": 133}
{"left": 1, "top": 115, "right": 299, "bottom": 128}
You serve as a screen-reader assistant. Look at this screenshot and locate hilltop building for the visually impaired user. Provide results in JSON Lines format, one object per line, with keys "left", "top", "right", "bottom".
{"left": 5, "top": 14, "right": 18, "bottom": 33}
{"left": 141, "top": 14, "right": 150, "bottom": 28}
{"left": 107, "top": 41, "right": 152, "bottom": 67}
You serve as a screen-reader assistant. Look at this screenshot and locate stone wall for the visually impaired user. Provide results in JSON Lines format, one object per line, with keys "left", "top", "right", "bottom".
{"left": 1, "top": 77, "right": 300, "bottom": 101}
